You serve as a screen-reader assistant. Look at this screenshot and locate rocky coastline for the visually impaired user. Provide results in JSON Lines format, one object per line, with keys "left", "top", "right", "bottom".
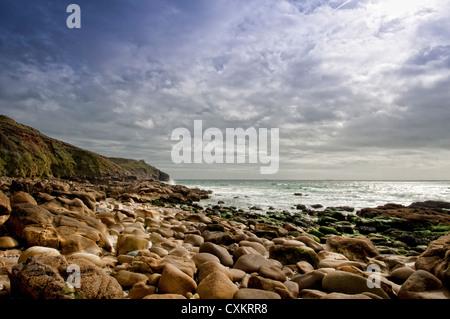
{"left": 0, "top": 177, "right": 449, "bottom": 300}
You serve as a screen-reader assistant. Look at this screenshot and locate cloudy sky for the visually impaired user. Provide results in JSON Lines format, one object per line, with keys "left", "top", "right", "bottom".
{"left": 1, "top": 0, "right": 450, "bottom": 180}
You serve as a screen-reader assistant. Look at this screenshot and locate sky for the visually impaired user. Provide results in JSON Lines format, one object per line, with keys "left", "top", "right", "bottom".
{"left": 1, "top": 0, "right": 450, "bottom": 180}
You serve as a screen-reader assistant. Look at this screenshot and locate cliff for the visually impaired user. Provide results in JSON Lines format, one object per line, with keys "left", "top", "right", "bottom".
{"left": 0, "top": 115, "right": 170, "bottom": 182}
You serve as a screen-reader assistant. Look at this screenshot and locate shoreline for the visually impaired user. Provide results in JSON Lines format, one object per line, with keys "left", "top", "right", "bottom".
{"left": 177, "top": 179, "right": 450, "bottom": 216}
{"left": 1, "top": 177, "right": 449, "bottom": 299}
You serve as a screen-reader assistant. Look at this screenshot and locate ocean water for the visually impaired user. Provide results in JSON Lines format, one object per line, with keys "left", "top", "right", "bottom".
{"left": 176, "top": 180, "right": 450, "bottom": 213}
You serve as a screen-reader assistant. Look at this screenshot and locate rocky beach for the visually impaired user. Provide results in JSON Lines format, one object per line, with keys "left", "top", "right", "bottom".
{"left": 1, "top": 176, "right": 449, "bottom": 300}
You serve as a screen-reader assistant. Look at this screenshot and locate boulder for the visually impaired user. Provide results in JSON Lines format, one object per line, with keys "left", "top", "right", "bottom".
{"left": 6, "top": 203, "right": 111, "bottom": 255}
{"left": 239, "top": 240, "right": 268, "bottom": 256}
{"left": 326, "top": 236, "right": 379, "bottom": 262}
{"left": 258, "top": 265, "right": 286, "bottom": 282}
{"left": 197, "top": 261, "right": 233, "bottom": 282}
{"left": 234, "top": 288, "right": 281, "bottom": 299}
{"left": 0, "top": 191, "right": 11, "bottom": 226}
{"left": 66, "top": 255, "right": 125, "bottom": 299}
{"left": 197, "top": 271, "right": 238, "bottom": 299}
{"left": 117, "top": 234, "right": 150, "bottom": 255}
{"left": 295, "top": 235, "right": 324, "bottom": 252}
{"left": 398, "top": 269, "right": 450, "bottom": 299}
{"left": 322, "top": 270, "right": 389, "bottom": 299}
{"left": 388, "top": 266, "right": 415, "bottom": 285}
{"left": 9, "top": 191, "right": 37, "bottom": 206}
{"left": 114, "top": 270, "right": 148, "bottom": 288}
{"left": 234, "top": 254, "right": 281, "bottom": 273}
{"left": 296, "top": 261, "right": 315, "bottom": 274}
{"left": 192, "top": 252, "right": 220, "bottom": 268}
{"left": 158, "top": 263, "right": 197, "bottom": 296}
{"left": 10, "top": 254, "right": 124, "bottom": 299}
{"left": 10, "top": 255, "right": 70, "bottom": 299}
{"left": 18, "top": 246, "right": 61, "bottom": 264}
{"left": 0, "top": 236, "right": 19, "bottom": 249}
{"left": 269, "top": 245, "right": 319, "bottom": 268}
{"left": 154, "top": 255, "right": 197, "bottom": 278}
{"left": 128, "top": 282, "right": 156, "bottom": 299}
{"left": 247, "top": 275, "right": 294, "bottom": 299}
{"left": 199, "top": 242, "right": 233, "bottom": 267}
{"left": 300, "top": 289, "right": 328, "bottom": 299}
{"left": 291, "top": 270, "right": 325, "bottom": 291}
{"left": 184, "top": 234, "right": 204, "bottom": 246}
{"left": 415, "top": 232, "right": 450, "bottom": 286}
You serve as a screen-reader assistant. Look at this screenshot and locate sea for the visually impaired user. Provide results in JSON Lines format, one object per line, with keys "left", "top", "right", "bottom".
{"left": 175, "top": 180, "right": 450, "bottom": 214}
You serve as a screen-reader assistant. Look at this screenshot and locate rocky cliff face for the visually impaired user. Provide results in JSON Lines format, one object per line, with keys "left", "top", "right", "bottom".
{"left": 0, "top": 115, "right": 170, "bottom": 182}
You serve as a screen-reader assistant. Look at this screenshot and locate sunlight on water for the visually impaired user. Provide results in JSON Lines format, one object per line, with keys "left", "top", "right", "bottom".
{"left": 176, "top": 180, "right": 450, "bottom": 213}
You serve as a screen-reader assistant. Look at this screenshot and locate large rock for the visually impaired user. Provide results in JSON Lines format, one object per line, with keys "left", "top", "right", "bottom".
{"left": 388, "top": 266, "right": 415, "bottom": 285}
{"left": 6, "top": 203, "right": 112, "bottom": 255}
{"left": 10, "top": 254, "right": 124, "bottom": 299}
{"left": 322, "top": 270, "right": 389, "bottom": 299}
{"left": 158, "top": 263, "right": 197, "bottom": 296}
{"left": 291, "top": 270, "right": 325, "bottom": 291}
{"left": 0, "top": 190, "right": 11, "bottom": 226}
{"left": 268, "top": 245, "right": 319, "bottom": 267}
{"left": 397, "top": 269, "right": 450, "bottom": 299}
{"left": 196, "top": 271, "right": 238, "bottom": 299}
{"left": 326, "top": 236, "right": 379, "bottom": 262}
{"left": 199, "top": 242, "right": 233, "bottom": 267}
{"left": 234, "top": 254, "right": 281, "bottom": 273}
{"left": 0, "top": 236, "right": 19, "bottom": 249}
{"left": 18, "top": 246, "right": 61, "bottom": 264}
{"left": 117, "top": 234, "right": 150, "bottom": 255}
{"left": 415, "top": 232, "right": 450, "bottom": 287}
{"left": 247, "top": 275, "right": 294, "bottom": 299}
{"left": 9, "top": 191, "right": 37, "bottom": 206}
{"left": 357, "top": 202, "right": 450, "bottom": 226}
{"left": 197, "top": 261, "right": 233, "bottom": 283}
{"left": 114, "top": 270, "right": 149, "bottom": 288}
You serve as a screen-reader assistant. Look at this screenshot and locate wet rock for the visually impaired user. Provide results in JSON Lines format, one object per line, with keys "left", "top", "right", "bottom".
{"left": 326, "top": 236, "right": 379, "bottom": 262}
{"left": 388, "top": 266, "right": 415, "bottom": 285}
{"left": 0, "top": 191, "right": 11, "bottom": 226}
{"left": 199, "top": 242, "right": 233, "bottom": 267}
{"left": 398, "top": 270, "right": 449, "bottom": 299}
{"left": 322, "top": 270, "right": 389, "bottom": 299}
{"left": 291, "top": 270, "right": 325, "bottom": 291}
{"left": 10, "top": 254, "right": 123, "bottom": 299}
{"left": 269, "top": 245, "right": 319, "bottom": 268}
{"left": 234, "top": 254, "right": 281, "bottom": 273}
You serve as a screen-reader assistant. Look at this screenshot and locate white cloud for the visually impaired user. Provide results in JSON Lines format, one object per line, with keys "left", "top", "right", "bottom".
{"left": 135, "top": 118, "right": 154, "bottom": 130}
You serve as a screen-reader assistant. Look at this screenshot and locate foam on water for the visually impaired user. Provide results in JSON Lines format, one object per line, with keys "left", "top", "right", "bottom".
{"left": 176, "top": 180, "right": 450, "bottom": 213}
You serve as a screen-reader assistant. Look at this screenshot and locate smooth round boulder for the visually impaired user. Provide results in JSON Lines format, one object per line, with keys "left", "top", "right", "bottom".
{"left": 234, "top": 254, "right": 281, "bottom": 273}
{"left": 0, "top": 236, "right": 19, "bottom": 249}
{"left": 158, "top": 263, "right": 197, "bottom": 296}
{"left": 197, "top": 271, "right": 238, "bottom": 299}
{"left": 199, "top": 242, "right": 233, "bottom": 267}
{"left": 198, "top": 261, "right": 233, "bottom": 282}
{"left": 322, "top": 270, "right": 389, "bottom": 299}
{"left": 18, "top": 246, "right": 61, "bottom": 264}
